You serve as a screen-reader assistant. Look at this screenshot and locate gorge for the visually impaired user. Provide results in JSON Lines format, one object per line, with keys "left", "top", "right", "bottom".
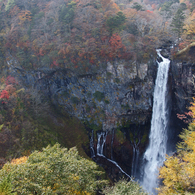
{"left": 7, "top": 47, "right": 193, "bottom": 190}
{"left": 1, "top": 0, "right": 195, "bottom": 193}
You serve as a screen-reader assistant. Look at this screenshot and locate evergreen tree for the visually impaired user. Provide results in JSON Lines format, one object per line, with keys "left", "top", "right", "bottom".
{"left": 171, "top": 8, "right": 185, "bottom": 40}
{"left": 106, "top": 11, "right": 126, "bottom": 34}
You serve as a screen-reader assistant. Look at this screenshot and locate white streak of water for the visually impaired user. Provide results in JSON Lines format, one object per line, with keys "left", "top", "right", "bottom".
{"left": 90, "top": 130, "right": 95, "bottom": 158}
{"left": 142, "top": 49, "right": 170, "bottom": 194}
{"left": 96, "top": 131, "right": 132, "bottom": 179}
{"left": 97, "top": 131, "right": 107, "bottom": 156}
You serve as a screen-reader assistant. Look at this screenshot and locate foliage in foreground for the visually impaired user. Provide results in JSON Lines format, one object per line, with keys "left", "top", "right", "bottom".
{"left": 103, "top": 179, "right": 148, "bottom": 195}
{"left": 0, "top": 143, "right": 149, "bottom": 195}
{"left": 158, "top": 99, "right": 195, "bottom": 195}
{"left": 0, "top": 143, "right": 107, "bottom": 195}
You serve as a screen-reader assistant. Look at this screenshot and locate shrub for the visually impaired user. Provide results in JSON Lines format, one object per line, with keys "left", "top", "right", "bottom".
{"left": 0, "top": 144, "right": 107, "bottom": 194}
{"left": 93, "top": 91, "right": 105, "bottom": 102}
{"left": 103, "top": 179, "right": 148, "bottom": 195}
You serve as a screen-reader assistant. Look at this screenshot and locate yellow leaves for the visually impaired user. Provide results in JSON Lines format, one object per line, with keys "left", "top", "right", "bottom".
{"left": 0, "top": 124, "right": 3, "bottom": 131}
{"left": 11, "top": 156, "right": 28, "bottom": 165}
{"left": 68, "top": 189, "right": 91, "bottom": 195}
{"left": 158, "top": 125, "right": 195, "bottom": 194}
{"left": 184, "top": 13, "right": 195, "bottom": 37}
{"left": 72, "top": 174, "right": 79, "bottom": 181}
{"left": 21, "top": 34, "right": 29, "bottom": 42}
{"left": 16, "top": 88, "right": 25, "bottom": 94}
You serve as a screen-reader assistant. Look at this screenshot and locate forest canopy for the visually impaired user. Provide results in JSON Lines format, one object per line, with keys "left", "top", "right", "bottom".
{"left": 0, "top": 0, "right": 194, "bottom": 73}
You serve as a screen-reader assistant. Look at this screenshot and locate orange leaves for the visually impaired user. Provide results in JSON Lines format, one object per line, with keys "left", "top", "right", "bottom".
{"left": 18, "top": 10, "right": 32, "bottom": 24}
{"left": 4, "top": 85, "right": 17, "bottom": 97}
{"left": 177, "top": 98, "right": 195, "bottom": 124}
{"left": 9, "top": 5, "right": 20, "bottom": 17}
{"left": 109, "top": 33, "right": 124, "bottom": 49}
{"left": 113, "top": 3, "right": 120, "bottom": 12}
{"left": 146, "top": 10, "right": 153, "bottom": 14}
{"left": 11, "top": 156, "right": 28, "bottom": 165}
{"left": 108, "top": 33, "right": 126, "bottom": 59}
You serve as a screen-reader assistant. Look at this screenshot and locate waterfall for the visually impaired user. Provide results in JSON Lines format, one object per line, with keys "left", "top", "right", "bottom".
{"left": 95, "top": 130, "right": 132, "bottom": 179}
{"left": 97, "top": 131, "right": 107, "bottom": 156}
{"left": 142, "top": 49, "right": 170, "bottom": 194}
{"left": 90, "top": 130, "right": 95, "bottom": 158}
{"left": 131, "top": 144, "right": 139, "bottom": 178}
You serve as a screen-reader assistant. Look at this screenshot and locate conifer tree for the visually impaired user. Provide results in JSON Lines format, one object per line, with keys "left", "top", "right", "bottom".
{"left": 171, "top": 8, "right": 185, "bottom": 40}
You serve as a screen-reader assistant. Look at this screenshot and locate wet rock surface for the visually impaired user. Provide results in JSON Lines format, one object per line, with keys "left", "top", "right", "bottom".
{"left": 8, "top": 50, "right": 195, "bottom": 180}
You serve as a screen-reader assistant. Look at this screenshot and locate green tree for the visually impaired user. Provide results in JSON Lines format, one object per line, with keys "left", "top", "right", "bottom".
{"left": 106, "top": 11, "right": 126, "bottom": 34}
{"left": 103, "top": 179, "right": 148, "bottom": 195}
{"left": 171, "top": 8, "right": 185, "bottom": 40}
{"left": 0, "top": 175, "right": 16, "bottom": 195}
{"left": 59, "top": 1, "right": 77, "bottom": 33}
{"left": 131, "top": 2, "right": 144, "bottom": 11}
{"left": 0, "top": 144, "right": 107, "bottom": 195}
{"left": 5, "top": 0, "right": 15, "bottom": 11}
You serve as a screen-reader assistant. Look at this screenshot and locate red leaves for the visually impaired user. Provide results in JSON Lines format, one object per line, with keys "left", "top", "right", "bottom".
{"left": 50, "top": 61, "right": 59, "bottom": 68}
{"left": 0, "top": 76, "right": 17, "bottom": 103}
{"left": 107, "top": 33, "right": 126, "bottom": 59}
{"left": 109, "top": 33, "right": 124, "bottom": 49}
{"left": 5, "top": 76, "right": 17, "bottom": 86}
{"left": 146, "top": 10, "right": 153, "bottom": 14}
{"left": 0, "top": 90, "right": 9, "bottom": 100}
{"left": 53, "top": 61, "right": 58, "bottom": 67}
{"left": 177, "top": 112, "right": 193, "bottom": 123}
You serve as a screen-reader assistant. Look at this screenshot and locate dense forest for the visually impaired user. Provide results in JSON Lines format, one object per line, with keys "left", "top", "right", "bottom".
{"left": 0, "top": 0, "right": 195, "bottom": 194}
{"left": 0, "top": 0, "right": 194, "bottom": 73}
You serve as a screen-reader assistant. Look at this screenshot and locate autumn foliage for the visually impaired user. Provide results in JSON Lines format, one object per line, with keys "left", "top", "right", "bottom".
{"left": 158, "top": 98, "right": 195, "bottom": 194}
{"left": 0, "top": 0, "right": 184, "bottom": 72}
{"left": 0, "top": 90, "right": 9, "bottom": 100}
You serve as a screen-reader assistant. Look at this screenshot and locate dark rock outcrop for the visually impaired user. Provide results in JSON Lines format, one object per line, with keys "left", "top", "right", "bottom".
{"left": 8, "top": 49, "right": 194, "bottom": 180}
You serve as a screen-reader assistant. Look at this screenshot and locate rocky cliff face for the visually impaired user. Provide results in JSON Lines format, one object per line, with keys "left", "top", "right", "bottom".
{"left": 9, "top": 55, "right": 157, "bottom": 130}
{"left": 9, "top": 50, "right": 194, "bottom": 180}
{"left": 7, "top": 53, "right": 157, "bottom": 179}
{"left": 171, "top": 60, "right": 195, "bottom": 113}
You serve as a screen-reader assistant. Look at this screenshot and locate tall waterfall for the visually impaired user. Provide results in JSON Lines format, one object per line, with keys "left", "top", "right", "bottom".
{"left": 142, "top": 50, "right": 170, "bottom": 194}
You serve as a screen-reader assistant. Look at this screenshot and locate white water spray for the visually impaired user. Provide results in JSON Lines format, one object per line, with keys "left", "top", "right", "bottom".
{"left": 142, "top": 50, "right": 170, "bottom": 194}
{"left": 96, "top": 131, "right": 132, "bottom": 179}
{"left": 97, "top": 131, "right": 107, "bottom": 156}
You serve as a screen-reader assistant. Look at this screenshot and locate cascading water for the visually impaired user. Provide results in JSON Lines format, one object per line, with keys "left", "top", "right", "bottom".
{"left": 95, "top": 130, "right": 132, "bottom": 179}
{"left": 131, "top": 141, "right": 140, "bottom": 178}
{"left": 142, "top": 49, "right": 170, "bottom": 194}
{"left": 97, "top": 131, "right": 107, "bottom": 156}
{"left": 90, "top": 130, "right": 95, "bottom": 158}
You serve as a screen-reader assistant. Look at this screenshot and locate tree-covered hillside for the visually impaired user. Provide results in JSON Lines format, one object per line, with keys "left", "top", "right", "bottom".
{"left": 0, "top": 0, "right": 195, "bottom": 194}
{"left": 0, "top": 0, "right": 194, "bottom": 74}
